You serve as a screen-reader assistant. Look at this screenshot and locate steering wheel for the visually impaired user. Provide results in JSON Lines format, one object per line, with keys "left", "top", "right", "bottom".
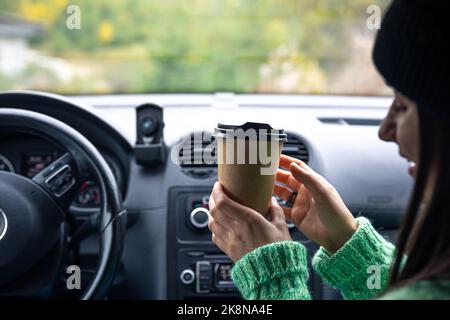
{"left": 0, "top": 94, "right": 126, "bottom": 300}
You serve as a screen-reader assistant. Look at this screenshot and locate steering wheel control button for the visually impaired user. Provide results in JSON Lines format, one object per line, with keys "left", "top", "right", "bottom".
{"left": 189, "top": 207, "right": 210, "bottom": 229}
{"left": 43, "top": 162, "right": 62, "bottom": 178}
{"left": 196, "top": 261, "right": 211, "bottom": 293}
{"left": 0, "top": 209, "right": 7, "bottom": 241}
{"left": 180, "top": 269, "right": 195, "bottom": 285}
{"left": 45, "top": 164, "right": 75, "bottom": 197}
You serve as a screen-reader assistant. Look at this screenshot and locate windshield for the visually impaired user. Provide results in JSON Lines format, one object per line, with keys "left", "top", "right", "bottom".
{"left": 0, "top": 0, "right": 391, "bottom": 95}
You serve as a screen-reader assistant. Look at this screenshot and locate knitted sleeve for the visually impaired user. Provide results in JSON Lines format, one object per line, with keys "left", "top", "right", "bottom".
{"left": 378, "top": 280, "right": 450, "bottom": 300}
{"left": 230, "top": 217, "right": 396, "bottom": 300}
{"left": 231, "top": 240, "right": 312, "bottom": 300}
{"left": 312, "top": 217, "right": 396, "bottom": 300}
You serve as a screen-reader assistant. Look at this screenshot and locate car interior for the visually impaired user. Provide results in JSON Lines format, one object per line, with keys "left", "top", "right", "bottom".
{"left": 0, "top": 0, "right": 412, "bottom": 300}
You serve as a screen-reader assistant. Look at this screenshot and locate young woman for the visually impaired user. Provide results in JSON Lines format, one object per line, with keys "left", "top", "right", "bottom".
{"left": 207, "top": 0, "right": 450, "bottom": 299}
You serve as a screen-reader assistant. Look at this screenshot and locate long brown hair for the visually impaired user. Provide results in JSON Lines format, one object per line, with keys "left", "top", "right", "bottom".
{"left": 389, "top": 106, "right": 450, "bottom": 286}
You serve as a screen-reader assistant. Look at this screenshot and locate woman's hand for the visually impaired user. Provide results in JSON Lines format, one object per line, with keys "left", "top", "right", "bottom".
{"left": 274, "top": 154, "right": 357, "bottom": 253}
{"left": 208, "top": 182, "right": 291, "bottom": 262}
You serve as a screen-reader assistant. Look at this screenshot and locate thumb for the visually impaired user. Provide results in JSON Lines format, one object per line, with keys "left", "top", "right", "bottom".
{"left": 268, "top": 197, "right": 286, "bottom": 224}
{"left": 290, "top": 162, "right": 326, "bottom": 199}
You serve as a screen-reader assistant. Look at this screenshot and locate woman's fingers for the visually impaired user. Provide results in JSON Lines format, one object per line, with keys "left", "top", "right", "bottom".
{"left": 208, "top": 216, "right": 229, "bottom": 241}
{"left": 211, "top": 233, "right": 227, "bottom": 253}
{"left": 268, "top": 197, "right": 289, "bottom": 224}
{"left": 209, "top": 186, "right": 238, "bottom": 229}
{"left": 208, "top": 200, "right": 229, "bottom": 250}
{"left": 274, "top": 184, "right": 310, "bottom": 223}
{"left": 280, "top": 154, "right": 326, "bottom": 196}
{"left": 210, "top": 182, "right": 265, "bottom": 224}
{"left": 273, "top": 183, "right": 292, "bottom": 202}
{"left": 289, "top": 162, "right": 333, "bottom": 201}
{"left": 208, "top": 193, "right": 216, "bottom": 211}
{"left": 271, "top": 186, "right": 294, "bottom": 220}
{"left": 279, "top": 154, "right": 309, "bottom": 172}
{"left": 276, "top": 169, "right": 302, "bottom": 190}
{"left": 282, "top": 153, "right": 338, "bottom": 206}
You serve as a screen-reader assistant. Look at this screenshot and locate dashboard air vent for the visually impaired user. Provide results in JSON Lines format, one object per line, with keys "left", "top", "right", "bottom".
{"left": 177, "top": 131, "right": 217, "bottom": 179}
{"left": 175, "top": 131, "right": 310, "bottom": 178}
{"left": 318, "top": 117, "right": 381, "bottom": 126}
{"left": 282, "top": 133, "right": 309, "bottom": 164}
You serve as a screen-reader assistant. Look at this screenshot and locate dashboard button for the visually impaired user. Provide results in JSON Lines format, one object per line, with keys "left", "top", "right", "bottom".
{"left": 187, "top": 251, "right": 204, "bottom": 257}
{"left": 180, "top": 269, "right": 195, "bottom": 285}
{"left": 189, "top": 207, "right": 210, "bottom": 229}
{"left": 195, "top": 261, "right": 211, "bottom": 293}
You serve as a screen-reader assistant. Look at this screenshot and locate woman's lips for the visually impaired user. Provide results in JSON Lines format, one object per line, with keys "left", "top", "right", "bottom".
{"left": 408, "top": 161, "right": 417, "bottom": 177}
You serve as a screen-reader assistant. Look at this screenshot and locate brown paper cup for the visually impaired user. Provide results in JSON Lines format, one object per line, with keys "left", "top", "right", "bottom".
{"left": 214, "top": 122, "right": 286, "bottom": 215}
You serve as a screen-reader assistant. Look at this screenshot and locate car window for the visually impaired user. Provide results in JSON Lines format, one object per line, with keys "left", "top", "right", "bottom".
{"left": 0, "top": 0, "right": 390, "bottom": 95}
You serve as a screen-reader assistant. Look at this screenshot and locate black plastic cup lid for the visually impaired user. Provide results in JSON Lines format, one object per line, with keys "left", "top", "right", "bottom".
{"left": 213, "top": 122, "right": 287, "bottom": 141}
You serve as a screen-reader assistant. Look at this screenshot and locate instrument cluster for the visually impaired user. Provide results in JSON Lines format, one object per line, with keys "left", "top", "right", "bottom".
{"left": 0, "top": 135, "right": 123, "bottom": 214}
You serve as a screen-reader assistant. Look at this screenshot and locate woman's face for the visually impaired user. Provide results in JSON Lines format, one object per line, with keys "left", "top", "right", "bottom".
{"left": 378, "top": 90, "right": 420, "bottom": 177}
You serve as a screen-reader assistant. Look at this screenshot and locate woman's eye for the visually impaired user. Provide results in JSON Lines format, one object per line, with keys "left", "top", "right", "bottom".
{"left": 395, "top": 105, "right": 407, "bottom": 113}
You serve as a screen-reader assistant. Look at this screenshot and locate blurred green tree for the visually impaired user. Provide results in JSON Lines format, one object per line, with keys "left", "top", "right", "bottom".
{"left": 0, "top": 0, "right": 389, "bottom": 94}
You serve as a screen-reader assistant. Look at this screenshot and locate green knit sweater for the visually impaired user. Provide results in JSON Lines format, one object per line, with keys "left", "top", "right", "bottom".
{"left": 231, "top": 217, "right": 450, "bottom": 300}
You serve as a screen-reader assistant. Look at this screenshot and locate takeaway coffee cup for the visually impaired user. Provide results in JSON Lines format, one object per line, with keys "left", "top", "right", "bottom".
{"left": 213, "top": 122, "right": 287, "bottom": 215}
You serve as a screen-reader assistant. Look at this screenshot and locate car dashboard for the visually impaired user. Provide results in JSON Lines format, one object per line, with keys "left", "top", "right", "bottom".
{"left": 0, "top": 133, "right": 125, "bottom": 213}
{"left": 0, "top": 93, "right": 413, "bottom": 299}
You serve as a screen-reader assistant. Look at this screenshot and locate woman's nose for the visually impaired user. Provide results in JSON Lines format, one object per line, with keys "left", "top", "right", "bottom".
{"left": 378, "top": 116, "right": 396, "bottom": 142}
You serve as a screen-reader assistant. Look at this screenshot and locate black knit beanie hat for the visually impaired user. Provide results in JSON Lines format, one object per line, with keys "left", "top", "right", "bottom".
{"left": 373, "top": 0, "right": 450, "bottom": 118}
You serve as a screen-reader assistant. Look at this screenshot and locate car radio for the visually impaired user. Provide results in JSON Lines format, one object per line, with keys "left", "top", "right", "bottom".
{"left": 175, "top": 249, "right": 239, "bottom": 298}
{"left": 186, "top": 260, "right": 235, "bottom": 294}
{"left": 167, "top": 187, "right": 319, "bottom": 299}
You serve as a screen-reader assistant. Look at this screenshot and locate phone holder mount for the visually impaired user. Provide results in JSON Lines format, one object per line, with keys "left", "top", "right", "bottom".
{"left": 134, "top": 103, "right": 166, "bottom": 166}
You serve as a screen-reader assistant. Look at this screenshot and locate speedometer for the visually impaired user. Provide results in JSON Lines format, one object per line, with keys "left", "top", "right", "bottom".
{"left": 75, "top": 180, "right": 101, "bottom": 207}
{"left": 70, "top": 152, "right": 123, "bottom": 212}
{"left": 0, "top": 154, "right": 14, "bottom": 173}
